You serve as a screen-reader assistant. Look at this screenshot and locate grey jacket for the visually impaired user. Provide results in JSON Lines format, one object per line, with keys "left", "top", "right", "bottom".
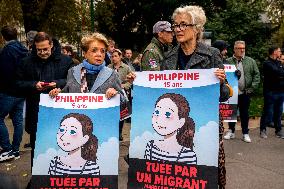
{"left": 161, "top": 42, "right": 230, "bottom": 102}
{"left": 62, "top": 64, "right": 122, "bottom": 94}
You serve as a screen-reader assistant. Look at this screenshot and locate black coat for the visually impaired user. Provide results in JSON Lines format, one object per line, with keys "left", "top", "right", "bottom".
{"left": 162, "top": 42, "right": 230, "bottom": 102}
{"left": 16, "top": 38, "right": 74, "bottom": 134}
{"left": 263, "top": 57, "right": 284, "bottom": 92}
{"left": 0, "top": 40, "right": 28, "bottom": 95}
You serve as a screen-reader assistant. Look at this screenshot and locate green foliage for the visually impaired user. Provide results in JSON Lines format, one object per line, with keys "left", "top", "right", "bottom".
{"left": 0, "top": 0, "right": 81, "bottom": 44}
{"left": 249, "top": 96, "right": 263, "bottom": 117}
{"left": 0, "top": 0, "right": 23, "bottom": 46}
{"left": 0, "top": 0, "right": 23, "bottom": 26}
{"left": 206, "top": 0, "right": 272, "bottom": 64}
{"left": 40, "top": 0, "right": 81, "bottom": 43}
{"left": 271, "top": 20, "right": 284, "bottom": 47}
{"left": 94, "top": 0, "right": 226, "bottom": 51}
{"left": 266, "top": 0, "right": 284, "bottom": 25}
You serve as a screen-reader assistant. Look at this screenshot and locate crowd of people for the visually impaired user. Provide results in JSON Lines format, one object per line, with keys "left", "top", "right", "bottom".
{"left": 0, "top": 4, "right": 283, "bottom": 189}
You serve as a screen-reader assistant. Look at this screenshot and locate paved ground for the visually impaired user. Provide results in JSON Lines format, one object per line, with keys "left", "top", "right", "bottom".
{"left": 1, "top": 118, "right": 284, "bottom": 189}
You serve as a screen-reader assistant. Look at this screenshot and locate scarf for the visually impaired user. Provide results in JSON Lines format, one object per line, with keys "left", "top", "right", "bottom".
{"left": 82, "top": 59, "right": 105, "bottom": 74}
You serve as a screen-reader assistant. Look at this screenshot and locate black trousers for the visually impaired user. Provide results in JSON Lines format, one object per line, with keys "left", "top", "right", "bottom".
{"left": 228, "top": 93, "right": 251, "bottom": 134}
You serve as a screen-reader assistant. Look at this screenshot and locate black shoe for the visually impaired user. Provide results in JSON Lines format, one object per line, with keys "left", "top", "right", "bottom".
{"left": 24, "top": 143, "right": 31, "bottom": 148}
{"left": 119, "top": 136, "right": 123, "bottom": 141}
{"left": 267, "top": 122, "right": 274, "bottom": 128}
{"left": 0, "top": 150, "right": 15, "bottom": 162}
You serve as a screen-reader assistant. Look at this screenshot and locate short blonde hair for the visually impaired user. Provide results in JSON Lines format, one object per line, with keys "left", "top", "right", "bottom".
{"left": 172, "top": 5, "right": 206, "bottom": 41}
{"left": 81, "top": 32, "right": 109, "bottom": 52}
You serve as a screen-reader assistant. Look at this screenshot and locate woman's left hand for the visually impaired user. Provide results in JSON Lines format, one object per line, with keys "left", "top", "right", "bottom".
{"left": 106, "top": 88, "right": 118, "bottom": 99}
{"left": 214, "top": 69, "right": 226, "bottom": 84}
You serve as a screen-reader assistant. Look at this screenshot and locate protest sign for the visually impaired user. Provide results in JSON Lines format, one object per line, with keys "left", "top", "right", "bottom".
{"left": 31, "top": 93, "right": 120, "bottom": 189}
{"left": 128, "top": 70, "right": 220, "bottom": 189}
{"left": 220, "top": 64, "right": 238, "bottom": 122}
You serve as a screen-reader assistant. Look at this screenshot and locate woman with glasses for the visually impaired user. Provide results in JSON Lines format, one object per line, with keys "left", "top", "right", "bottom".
{"left": 161, "top": 5, "right": 230, "bottom": 189}
{"left": 49, "top": 33, "right": 122, "bottom": 99}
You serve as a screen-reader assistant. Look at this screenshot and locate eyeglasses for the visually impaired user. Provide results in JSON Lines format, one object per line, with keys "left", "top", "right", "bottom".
{"left": 36, "top": 47, "right": 50, "bottom": 53}
{"left": 88, "top": 47, "right": 106, "bottom": 54}
{"left": 172, "top": 22, "right": 196, "bottom": 31}
{"left": 235, "top": 47, "right": 245, "bottom": 50}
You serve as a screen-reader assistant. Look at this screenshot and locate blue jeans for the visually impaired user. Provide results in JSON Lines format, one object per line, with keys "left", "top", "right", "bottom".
{"left": 0, "top": 93, "right": 24, "bottom": 152}
{"left": 260, "top": 91, "right": 284, "bottom": 133}
{"left": 228, "top": 94, "right": 251, "bottom": 134}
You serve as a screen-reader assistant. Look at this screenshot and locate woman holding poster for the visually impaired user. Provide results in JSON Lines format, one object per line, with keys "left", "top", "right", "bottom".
{"left": 49, "top": 32, "right": 122, "bottom": 99}
{"left": 145, "top": 93, "right": 197, "bottom": 164}
{"left": 159, "top": 5, "right": 230, "bottom": 189}
{"left": 48, "top": 113, "right": 100, "bottom": 175}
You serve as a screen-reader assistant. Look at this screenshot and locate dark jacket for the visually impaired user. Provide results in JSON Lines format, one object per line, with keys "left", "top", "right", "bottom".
{"left": 263, "top": 57, "right": 284, "bottom": 92}
{"left": 16, "top": 38, "right": 73, "bottom": 134}
{"left": 161, "top": 42, "right": 230, "bottom": 102}
{"left": 0, "top": 40, "right": 28, "bottom": 95}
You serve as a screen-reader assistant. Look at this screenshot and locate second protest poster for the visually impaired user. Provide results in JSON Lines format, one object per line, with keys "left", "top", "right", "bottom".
{"left": 128, "top": 69, "right": 220, "bottom": 189}
{"left": 219, "top": 64, "right": 238, "bottom": 122}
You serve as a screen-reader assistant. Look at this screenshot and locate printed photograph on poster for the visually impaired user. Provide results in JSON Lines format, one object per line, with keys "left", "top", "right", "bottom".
{"left": 220, "top": 64, "right": 239, "bottom": 122}
{"left": 31, "top": 94, "right": 120, "bottom": 189}
{"left": 128, "top": 70, "right": 220, "bottom": 189}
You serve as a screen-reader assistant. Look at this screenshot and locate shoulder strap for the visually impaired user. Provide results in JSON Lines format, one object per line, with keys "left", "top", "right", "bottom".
{"left": 54, "top": 156, "right": 59, "bottom": 175}
{"left": 80, "top": 161, "right": 88, "bottom": 175}
{"left": 150, "top": 140, "right": 154, "bottom": 160}
{"left": 176, "top": 147, "right": 184, "bottom": 162}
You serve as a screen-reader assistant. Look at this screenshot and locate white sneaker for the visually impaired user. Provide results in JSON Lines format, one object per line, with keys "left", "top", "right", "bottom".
{"left": 243, "top": 134, "right": 251, "bottom": 143}
{"left": 0, "top": 150, "right": 15, "bottom": 162}
{"left": 224, "top": 130, "right": 235, "bottom": 140}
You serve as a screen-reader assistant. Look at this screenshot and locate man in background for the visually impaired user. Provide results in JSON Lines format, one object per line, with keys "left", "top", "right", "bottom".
{"left": 0, "top": 26, "right": 28, "bottom": 161}
{"left": 141, "top": 21, "right": 173, "bottom": 71}
{"left": 225, "top": 40, "right": 260, "bottom": 143}
{"left": 259, "top": 46, "right": 284, "bottom": 139}
{"left": 123, "top": 48, "right": 135, "bottom": 71}
{"left": 16, "top": 32, "right": 74, "bottom": 162}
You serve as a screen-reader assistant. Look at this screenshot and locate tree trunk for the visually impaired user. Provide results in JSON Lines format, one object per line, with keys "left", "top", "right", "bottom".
{"left": 19, "top": 0, "right": 54, "bottom": 32}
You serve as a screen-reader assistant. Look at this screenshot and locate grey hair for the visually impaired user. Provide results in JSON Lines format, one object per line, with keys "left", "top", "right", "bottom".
{"left": 234, "top": 40, "right": 246, "bottom": 48}
{"left": 172, "top": 5, "right": 207, "bottom": 41}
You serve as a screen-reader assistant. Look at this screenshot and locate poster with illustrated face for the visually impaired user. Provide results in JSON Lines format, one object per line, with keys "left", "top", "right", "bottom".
{"left": 128, "top": 70, "right": 220, "bottom": 189}
{"left": 219, "top": 64, "right": 238, "bottom": 122}
{"left": 31, "top": 94, "right": 120, "bottom": 189}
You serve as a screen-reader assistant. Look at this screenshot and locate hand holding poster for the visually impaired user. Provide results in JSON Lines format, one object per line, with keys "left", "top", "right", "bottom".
{"left": 31, "top": 93, "right": 120, "bottom": 189}
{"left": 128, "top": 69, "right": 220, "bottom": 189}
{"left": 219, "top": 64, "right": 239, "bottom": 122}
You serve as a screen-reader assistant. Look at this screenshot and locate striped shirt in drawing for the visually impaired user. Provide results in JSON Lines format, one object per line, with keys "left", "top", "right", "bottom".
{"left": 48, "top": 156, "right": 100, "bottom": 175}
{"left": 144, "top": 140, "right": 197, "bottom": 165}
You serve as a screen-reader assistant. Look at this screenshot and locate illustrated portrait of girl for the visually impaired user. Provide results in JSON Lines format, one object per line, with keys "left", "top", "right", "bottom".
{"left": 48, "top": 113, "right": 100, "bottom": 175}
{"left": 145, "top": 93, "right": 197, "bottom": 164}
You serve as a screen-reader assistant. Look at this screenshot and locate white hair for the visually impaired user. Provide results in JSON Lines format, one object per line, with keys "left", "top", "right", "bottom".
{"left": 234, "top": 40, "right": 246, "bottom": 48}
{"left": 172, "top": 5, "right": 207, "bottom": 41}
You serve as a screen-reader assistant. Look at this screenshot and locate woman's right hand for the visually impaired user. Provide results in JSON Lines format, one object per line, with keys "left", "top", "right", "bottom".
{"left": 126, "top": 71, "right": 136, "bottom": 83}
{"left": 49, "top": 88, "right": 61, "bottom": 98}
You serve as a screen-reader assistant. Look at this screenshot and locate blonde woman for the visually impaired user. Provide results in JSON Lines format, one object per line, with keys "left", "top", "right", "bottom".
{"left": 49, "top": 32, "right": 121, "bottom": 99}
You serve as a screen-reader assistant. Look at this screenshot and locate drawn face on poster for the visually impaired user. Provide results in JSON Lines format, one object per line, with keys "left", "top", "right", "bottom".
{"left": 49, "top": 113, "right": 100, "bottom": 175}
{"left": 145, "top": 93, "right": 197, "bottom": 165}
